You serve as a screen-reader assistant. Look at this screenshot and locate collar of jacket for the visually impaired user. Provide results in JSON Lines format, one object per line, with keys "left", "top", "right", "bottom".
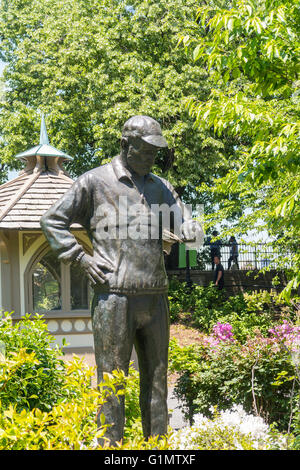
{"left": 111, "top": 155, "right": 155, "bottom": 184}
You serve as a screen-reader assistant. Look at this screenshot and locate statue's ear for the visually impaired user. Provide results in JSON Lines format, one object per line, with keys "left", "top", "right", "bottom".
{"left": 121, "top": 137, "right": 129, "bottom": 150}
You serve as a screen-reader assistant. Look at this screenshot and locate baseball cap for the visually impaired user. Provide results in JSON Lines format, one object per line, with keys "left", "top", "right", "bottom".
{"left": 122, "top": 115, "right": 168, "bottom": 148}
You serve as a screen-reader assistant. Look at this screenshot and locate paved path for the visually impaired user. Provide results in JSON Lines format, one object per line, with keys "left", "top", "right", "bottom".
{"left": 168, "top": 387, "right": 188, "bottom": 430}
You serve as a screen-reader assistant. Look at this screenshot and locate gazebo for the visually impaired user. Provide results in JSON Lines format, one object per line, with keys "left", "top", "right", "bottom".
{"left": 0, "top": 116, "right": 94, "bottom": 356}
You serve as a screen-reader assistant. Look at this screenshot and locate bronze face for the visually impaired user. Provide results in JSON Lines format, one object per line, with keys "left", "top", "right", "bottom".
{"left": 125, "top": 137, "right": 158, "bottom": 176}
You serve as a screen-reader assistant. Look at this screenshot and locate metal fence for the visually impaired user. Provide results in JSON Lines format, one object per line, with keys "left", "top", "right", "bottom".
{"left": 193, "top": 243, "right": 293, "bottom": 271}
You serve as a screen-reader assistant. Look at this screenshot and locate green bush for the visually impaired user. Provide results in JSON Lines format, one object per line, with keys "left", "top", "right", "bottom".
{"left": 0, "top": 312, "right": 74, "bottom": 412}
{"left": 168, "top": 279, "right": 297, "bottom": 342}
{"left": 0, "top": 348, "right": 111, "bottom": 450}
{"left": 168, "top": 279, "right": 226, "bottom": 325}
{"left": 0, "top": 355, "right": 161, "bottom": 450}
{"left": 0, "top": 312, "right": 168, "bottom": 449}
{"left": 169, "top": 336, "right": 298, "bottom": 433}
{"left": 124, "top": 366, "right": 142, "bottom": 438}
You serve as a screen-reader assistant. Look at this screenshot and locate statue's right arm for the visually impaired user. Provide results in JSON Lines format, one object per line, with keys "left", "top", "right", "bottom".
{"left": 40, "top": 174, "right": 114, "bottom": 285}
{"left": 40, "top": 174, "right": 91, "bottom": 264}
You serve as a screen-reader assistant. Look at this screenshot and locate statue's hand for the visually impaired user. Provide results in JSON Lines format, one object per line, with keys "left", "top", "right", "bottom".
{"left": 181, "top": 219, "right": 197, "bottom": 242}
{"left": 181, "top": 219, "right": 204, "bottom": 249}
{"left": 79, "top": 254, "right": 114, "bottom": 286}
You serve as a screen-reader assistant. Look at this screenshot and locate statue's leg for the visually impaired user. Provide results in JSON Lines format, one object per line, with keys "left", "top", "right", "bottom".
{"left": 133, "top": 294, "right": 170, "bottom": 439}
{"left": 91, "top": 292, "right": 134, "bottom": 446}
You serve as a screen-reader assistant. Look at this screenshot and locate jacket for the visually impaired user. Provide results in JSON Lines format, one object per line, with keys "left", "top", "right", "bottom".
{"left": 40, "top": 155, "right": 188, "bottom": 295}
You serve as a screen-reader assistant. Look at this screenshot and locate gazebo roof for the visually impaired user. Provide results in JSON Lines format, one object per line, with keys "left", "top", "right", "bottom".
{"left": 0, "top": 116, "right": 76, "bottom": 230}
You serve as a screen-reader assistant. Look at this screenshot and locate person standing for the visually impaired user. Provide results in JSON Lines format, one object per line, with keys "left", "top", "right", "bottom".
{"left": 214, "top": 255, "right": 224, "bottom": 290}
{"left": 228, "top": 236, "right": 239, "bottom": 270}
{"left": 208, "top": 230, "right": 222, "bottom": 270}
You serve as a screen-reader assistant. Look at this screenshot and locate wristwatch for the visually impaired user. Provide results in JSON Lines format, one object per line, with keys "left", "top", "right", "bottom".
{"left": 75, "top": 251, "right": 85, "bottom": 263}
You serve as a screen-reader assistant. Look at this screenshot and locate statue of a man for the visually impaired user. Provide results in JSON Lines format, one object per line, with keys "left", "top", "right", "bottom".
{"left": 40, "top": 116, "right": 202, "bottom": 444}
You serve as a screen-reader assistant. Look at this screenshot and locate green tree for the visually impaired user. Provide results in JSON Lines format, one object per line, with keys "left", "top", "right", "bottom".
{"left": 0, "top": 0, "right": 234, "bottom": 202}
{"left": 181, "top": 0, "right": 300, "bottom": 294}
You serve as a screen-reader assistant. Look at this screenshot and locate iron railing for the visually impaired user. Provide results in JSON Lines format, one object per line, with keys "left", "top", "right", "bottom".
{"left": 193, "top": 242, "right": 293, "bottom": 271}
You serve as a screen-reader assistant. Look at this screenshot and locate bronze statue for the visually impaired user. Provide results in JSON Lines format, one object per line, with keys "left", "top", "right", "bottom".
{"left": 40, "top": 116, "right": 201, "bottom": 444}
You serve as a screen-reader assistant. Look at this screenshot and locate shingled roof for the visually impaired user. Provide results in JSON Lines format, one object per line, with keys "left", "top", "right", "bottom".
{"left": 0, "top": 115, "right": 75, "bottom": 230}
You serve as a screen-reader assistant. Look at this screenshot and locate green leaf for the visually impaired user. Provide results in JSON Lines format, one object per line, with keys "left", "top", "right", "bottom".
{"left": 193, "top": 44, "right": 203, "bottom": 62}
{"left": 100, "top": 413, "right": 106, "bottom": 426}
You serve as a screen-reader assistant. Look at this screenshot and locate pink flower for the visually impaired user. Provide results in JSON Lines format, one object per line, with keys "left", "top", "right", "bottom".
{"left": 202, "top": 336, "right": 220, "bottom": 348}
{"left": 269, "top": 320, "right": 300, "bottom": 348}
{"left": 212, "top": 322, "right": 235, "bottom": 343}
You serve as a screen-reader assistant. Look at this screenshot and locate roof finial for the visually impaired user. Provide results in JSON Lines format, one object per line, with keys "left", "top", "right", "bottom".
{"left": 39, "top": 113, "right": 50, "bottom": 145}
{"left": 15, "top": 113, "right": 73, "bottom": 174}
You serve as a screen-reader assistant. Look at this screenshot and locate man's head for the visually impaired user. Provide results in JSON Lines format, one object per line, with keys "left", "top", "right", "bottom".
{"left": 214, "top": 255, "right": 221, "bottom": 265}
{"left": 121, "top": 116, "right": 168, "bottom": 176}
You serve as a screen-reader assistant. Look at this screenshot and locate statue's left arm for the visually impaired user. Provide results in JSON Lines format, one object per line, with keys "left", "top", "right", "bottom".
{"left": 163, "top": 179, "right": 204, "bottom": 250}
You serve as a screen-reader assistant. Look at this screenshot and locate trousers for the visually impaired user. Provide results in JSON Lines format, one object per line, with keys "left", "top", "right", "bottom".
{"left": 228, "top": 255, "right": 239, "bottom": 270}
{"left": 91, "top": 292, "right": 170, "bottom": 445}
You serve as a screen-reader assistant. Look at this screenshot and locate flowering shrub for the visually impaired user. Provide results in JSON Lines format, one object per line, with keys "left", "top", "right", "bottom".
{"left": 168, "top": 280, "right": 299, "bottom": 437}
{"left": 1, "top": 334, "right": 291, "bottom": 451}
{"left": 169, "top": 332, "right": 298, "bottom": 431}
{"left": 269, "top": 320, "right": 300, "bottom": 349}
{"left": 169, "top": 405, "right": 289, "bottom": 450}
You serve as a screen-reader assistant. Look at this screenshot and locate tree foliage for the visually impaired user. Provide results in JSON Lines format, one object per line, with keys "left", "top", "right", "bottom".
{"left": 0, "top": 0, "right": 234, "bottom": 202}
{"left": 181, "top": 0, "right": 300, "bottom": 294}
